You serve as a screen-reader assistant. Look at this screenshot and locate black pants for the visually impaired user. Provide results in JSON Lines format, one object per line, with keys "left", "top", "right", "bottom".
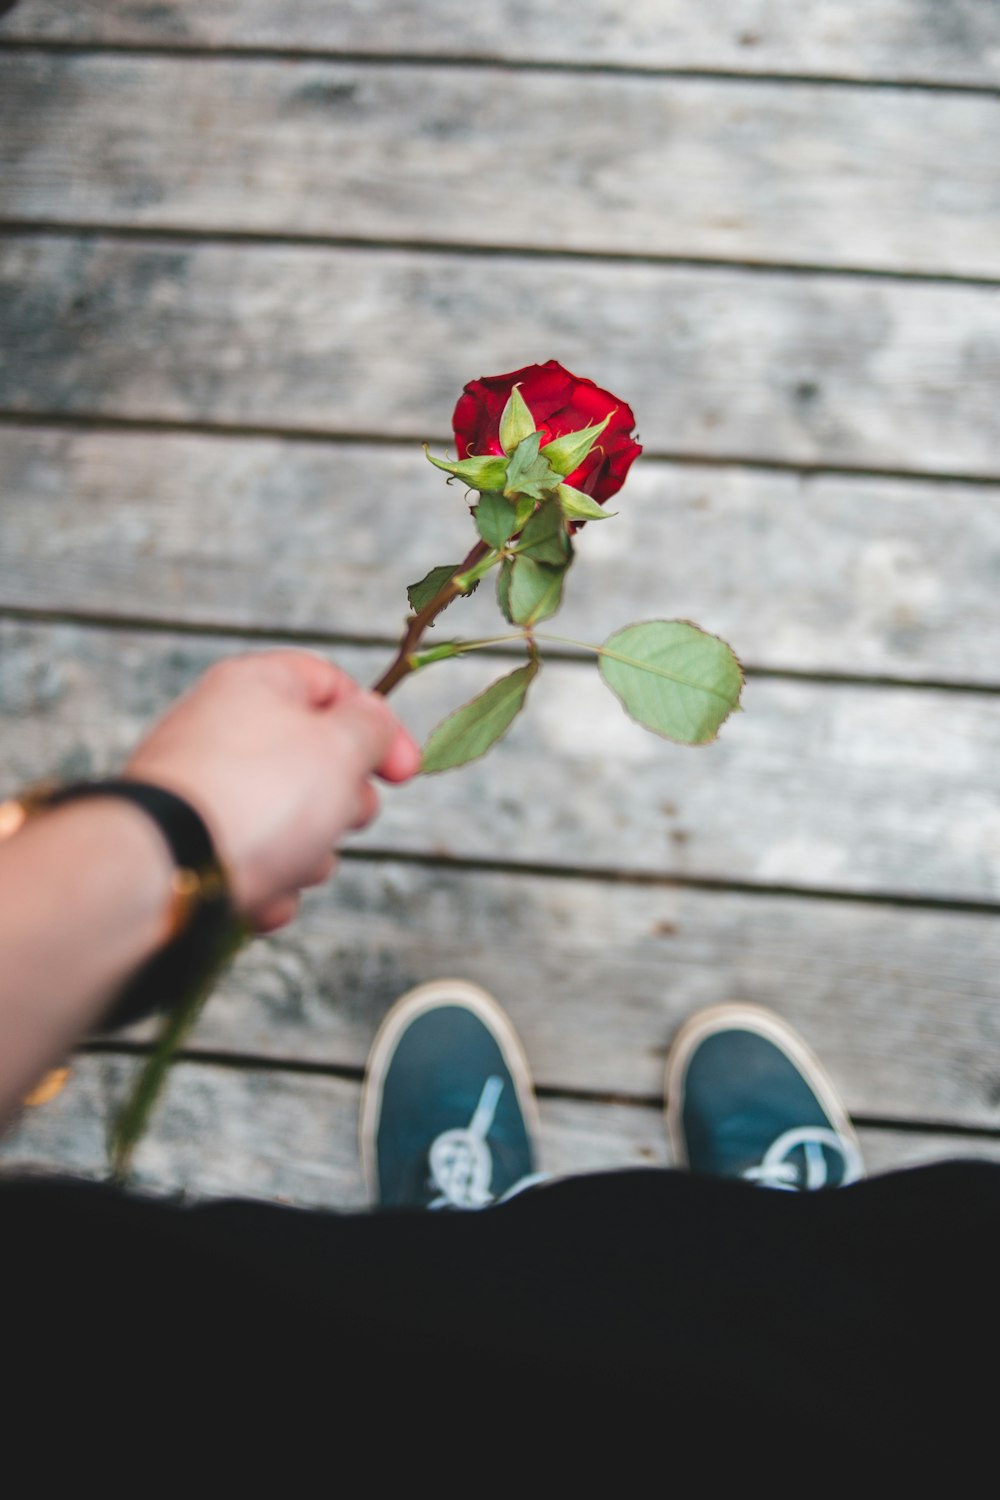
{"left": 5, "top": 1162, "right": 997, "bottom": 1464}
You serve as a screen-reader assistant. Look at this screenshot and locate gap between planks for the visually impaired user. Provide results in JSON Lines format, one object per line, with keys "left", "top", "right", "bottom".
{"left": 4, "top": 235, "right": 999, "bottom": 479}
{"left": 2, "top": 219, "right": 999, "bottom": 292}
{"left": 3, "top": 50, "right": 999, "bottom": 279}
{"left": 4, "top": 620, "right": 1000, "bottom": 910}
{"left": 4, "top": 1052, "right": 999, "bottom": 1213}
{"left": 4, "top": 409, "right": 1000, "bottom": 492}
{"left": 2, "top": 603, "right": 999, "bottom": 702}
{"left": 1, "top": 39, "right": 999, "bottom": 98}
{"left": 80, "top": 1040, "right": 1000, "bottom": 1144}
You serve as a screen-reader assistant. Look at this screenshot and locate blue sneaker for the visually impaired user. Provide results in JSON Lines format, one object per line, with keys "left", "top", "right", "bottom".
{"left": 666, "top": 1004, "right": 864, "bottom": 1190}
{"left": 360, "top": 980, "right": 542, "bottom": 1209}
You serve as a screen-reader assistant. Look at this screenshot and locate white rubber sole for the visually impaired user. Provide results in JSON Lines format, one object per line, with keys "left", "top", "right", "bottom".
{"left": 664, "top": 1001, "right": 863, "bottom": 1173}
{"left": 359, "top": 978, "right": 541, "bottom": 1206}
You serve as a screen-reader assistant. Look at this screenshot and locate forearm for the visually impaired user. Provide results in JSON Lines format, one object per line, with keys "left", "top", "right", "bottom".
{"left": 0, "top": 799, "right": 174, "bottom": 1121}
{"left": 0, "top": 652, "right": 419, "bottom": 1128}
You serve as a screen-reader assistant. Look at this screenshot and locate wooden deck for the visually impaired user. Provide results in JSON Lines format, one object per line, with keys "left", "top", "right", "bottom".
{"left": 1, "top": 2, "right": 999, "bottom": 1204}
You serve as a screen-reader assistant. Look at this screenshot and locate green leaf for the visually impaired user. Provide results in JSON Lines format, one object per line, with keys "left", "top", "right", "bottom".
{"left": 421, "top": 661, "right": 539, "bottom": 774}
{"left": 557, "top": 483, "right": 615, "bottom": 522}
{"left": 425, "top": 447, "right": 509, "bottom": 491}
{"left": 408, "top": 564, "right": 457, "bottom": 614}
{"left": 499, "top": 386, "right": 537, "bottom": 454}
{"left": 508, "top": 554, "right": 566, "bottom": 626}
{"left": 540, "top": 414, "right": 611, "bottom": 476}
{"left": 407, "top": 563, "right": 478, "bottom": 616}
{"left": 497, "top": 557, "right": 514, "bottom": 623}
{"left": 474, "top": 490, "right": 519, "bottom": 548}
{"left": 516, "top": 497, "right": 572, "bottom": 565}
{"left": 598, "top": 621, "right": 744, "bottom": 745}
{"left": 503, "top": 432, "right": 561, "bottom": 501}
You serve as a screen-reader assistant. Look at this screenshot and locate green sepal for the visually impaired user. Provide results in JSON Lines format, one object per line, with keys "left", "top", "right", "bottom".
{"left": 540, "top": 414, "right": 611, "bottom": 477}
{"left": 516, "top": 497, "right": 572, "bottom": 565}
{"left": 454, "top": 548, "right": 501, "bottom": 591}
{"left": 424, "top": 445, "right": 509, "bottom": 492}
{"left": 507, "top": 555, "right": 566, "bottom": 626}
{"left": 598, "top": 620, "right": 744, "bottom": 745}
{"left": 513, "top": 495, "right": 536, "bottom": 531}
{"left": 503, "top": 432, "right": 561, "bottom": 502}
{"left": 499, "top": 386, "right": 537, "bottom": 454}
{"left": 409, "top": 639, "right": 465, "bottom": 669}
{"left": 421, "top": 660, "right": 540, "bottom": 774}
{"left": 474, "top": 490, "right": 519, "bottom": 548}
{"left": 557, "top": 483, "right": 614, "bottom": 522}
{"left": 407, "top": 564, "right": 476, "bottom": 616}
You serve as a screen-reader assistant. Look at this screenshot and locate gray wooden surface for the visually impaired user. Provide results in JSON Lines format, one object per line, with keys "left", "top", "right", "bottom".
{"left": 4, "top": 620, "right": 1000, "bottom": 902}
{"left": 5, "top": 1, "right": 1000, "bottom": 88}
{"left": 99, "top": 858, "right": 1000, "bottom": 1131}
{"left": 4, "top": 1054, "right": 999, "bottom": 1211}
{"left": 4, "top": 425, "right": 1000, "bottom": 685}
{"left": 4, "top": 236, "right": 1000, "bottom": 478}
{"left": 4, "top": 54, "right": 1000, "bottom": 277}
{"left": 1, "top": 2, "right": 998, "bottom": 1206}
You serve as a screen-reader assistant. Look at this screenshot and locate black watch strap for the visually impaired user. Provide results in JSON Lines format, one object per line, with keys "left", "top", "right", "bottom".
{"left": 41, "top": 779, "right": 220, "bottom": 875}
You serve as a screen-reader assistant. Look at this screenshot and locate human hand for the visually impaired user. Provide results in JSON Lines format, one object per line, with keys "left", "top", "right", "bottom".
{"left": 125, "top": 651, "right": 420, "bottom": 931}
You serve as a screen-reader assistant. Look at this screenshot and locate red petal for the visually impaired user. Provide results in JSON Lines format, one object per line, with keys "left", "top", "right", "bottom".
{"left": 451, "top": 362, "right": 640, "bottom": 500}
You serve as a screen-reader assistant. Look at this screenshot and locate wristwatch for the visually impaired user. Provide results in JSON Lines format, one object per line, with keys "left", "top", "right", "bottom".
{"left": 0, "top": 778, "right": 236, "bottom": 1030}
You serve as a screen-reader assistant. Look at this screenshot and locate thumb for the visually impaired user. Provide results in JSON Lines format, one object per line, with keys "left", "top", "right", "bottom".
{"left": 326, "top": 690, "right": 410, "bottom": 778}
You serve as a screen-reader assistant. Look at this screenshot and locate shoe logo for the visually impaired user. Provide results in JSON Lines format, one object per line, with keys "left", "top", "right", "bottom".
{"left": 428, "top": 1076, "right": 504, "bottom": 1210}
{"left": 742, "top": 1126, "right": 864, "bottom": 1191}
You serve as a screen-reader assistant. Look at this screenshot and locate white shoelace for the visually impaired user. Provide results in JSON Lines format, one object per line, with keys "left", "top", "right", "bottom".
{"left": 741, "top": 1125, "right": 864, "bottom": 1191}
{"left": 427, "top": 1076, "right": 545, "bottom": 1210}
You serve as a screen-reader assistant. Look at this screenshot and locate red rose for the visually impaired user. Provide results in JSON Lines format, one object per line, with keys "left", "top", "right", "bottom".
{"left": 452, "top": 359, "right": 642, "bottom": 506}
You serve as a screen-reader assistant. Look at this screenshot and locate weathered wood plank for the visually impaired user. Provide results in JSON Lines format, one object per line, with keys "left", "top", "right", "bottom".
{"left": 0, "top": 1057, "right": 668, "bottom": 1208}
{"left": 4, "top": 1, "right": 1000, "bottom": 88}
{"left": 3, "top": 620, "right": 999, "bottom": 904}
{"left": 4, "top": 424, "right": 1000, "bottom": 687}
{"left": 4, "top": 237, "right": 999, "bottom": 478}
{"left": 2, "top": 1055, "right": 997, "bottom": 1211}
{"left": 4, "top": 55, "right": 1000, "bottom": 279}
{"left": 160, "top": 857, "right": 1000, "bottom": 1129}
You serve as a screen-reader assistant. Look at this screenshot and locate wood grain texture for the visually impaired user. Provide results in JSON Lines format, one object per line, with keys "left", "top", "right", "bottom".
{"left": 2, "top": 1054, "right": 997, "bottom": 1211}
{"left": 4, "top": 54, "right": 1000, "bottom": 278}
{"left": 3, "top": 619, "right": 1000, "bottom": 903}
{"left": 4, "top": 424, "right": 1000, "bottom": 686}
{"left": 4, "top": 0, "right": 1000, "bottom": 87}
{"left": 3, "top": 237, "right": 1000, "bottom": 478}
{"left": 135, "top": 855, "right": 1000, "bottom": 1129}
{"left": 4, "top": 0, "right": 999, "bottom": 1220}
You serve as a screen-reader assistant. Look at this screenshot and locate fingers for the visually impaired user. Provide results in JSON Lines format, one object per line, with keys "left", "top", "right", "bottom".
{"left": 252, "top": 892, "right": 301, "bottom": 934}
{"left": 171, "top": 651, "right": 420, "bottom": 928}
{"left": 349, "top": 780, "right": 380, "bottom": 830}
{"left": 377, "top": 719, "right": 423, "bottom": 783}
{"left": 256, "top": 649, "right": 363, "bottom": 710}
{"left": 255, "top": 651, "right": 421, "bottom": 780}
{"left": 299, "top": 850, "right": 339, "bottom": 887}
{"left": 251, "top": 849, "right": 336, "bottom": 930}
{"left": 326, "top": 690, "right": 421, "bottom": 785}
{"left": 348, "top": 695, "right": 422, "bottom": 783}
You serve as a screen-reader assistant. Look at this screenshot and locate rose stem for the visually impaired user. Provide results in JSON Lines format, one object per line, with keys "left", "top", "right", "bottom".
{"left": 371, "top": 539, "right": 490, "bottom": 697}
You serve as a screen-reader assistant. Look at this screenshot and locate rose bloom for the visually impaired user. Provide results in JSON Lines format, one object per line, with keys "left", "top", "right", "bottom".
{"left": 452, "top": 359, "right": 641, "bottom": 506}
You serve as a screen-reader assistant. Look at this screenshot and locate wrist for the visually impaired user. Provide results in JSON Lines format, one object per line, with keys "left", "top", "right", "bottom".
{"left": 50, "top": 798, "right": 178, "bottom": 951}
{"left": 0, "top": 777, "right": 237, "bottom": 1030}
{"left": 0, "top": 798, "right": 176, "bottom": 1058}
{"left": 122, "top": 759, "right": 248, "bottom": 911}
